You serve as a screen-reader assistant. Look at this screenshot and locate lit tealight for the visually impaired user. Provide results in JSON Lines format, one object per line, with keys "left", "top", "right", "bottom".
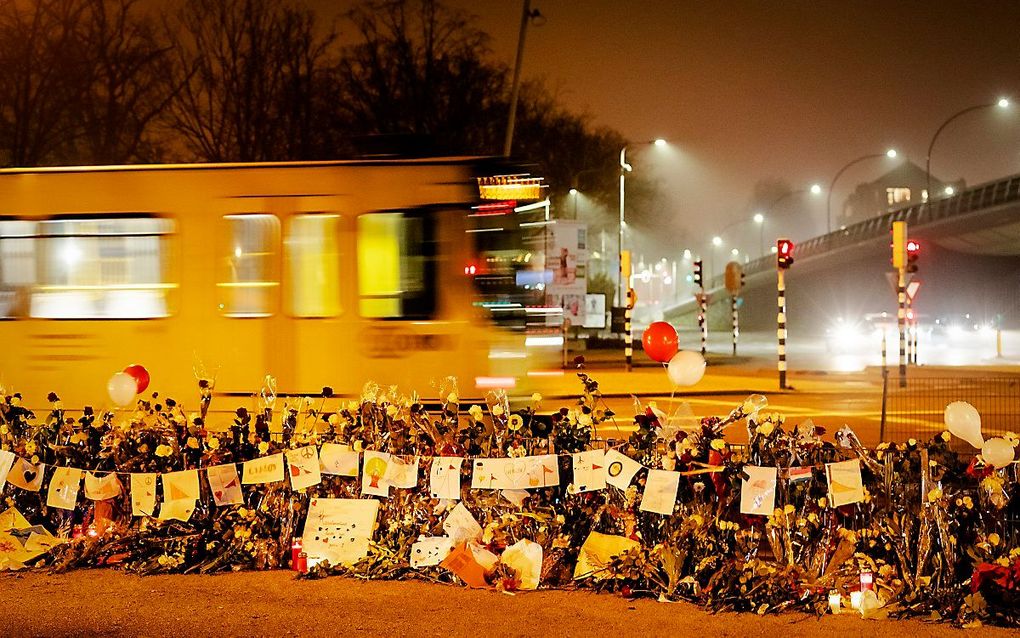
{"left": 828, "top": 591, "right": 841, "bottom": 615}
{"left": 850, "top": 590, "right": 863, "bottom": 610}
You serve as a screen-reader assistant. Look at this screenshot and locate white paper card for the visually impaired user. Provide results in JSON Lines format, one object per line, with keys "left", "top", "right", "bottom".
{"left": 319, "top": 443, "right": 360, "bottom": 477}
{"left": 571, "top": 449, "right": 607, "bottom": 493}
{"left": 243, "top": 453, "right": 284, "bottom": 485}
{"left": 130, "top": 473, "right": 158, "bottom": 516}
{"left": 442, "top": 502, "right": 482, "bottom": 544}
{"left": 162, "top": 469, "right": 200, "bottom": 503}
{"left": 46, "top": 467, "right": 83, "bottom": 511}
{"left": 302, "top": 497, "right": 380, "bottom": 567}
{"left": 206, "top": 464, "right": 243, "bottom": 506}
{"left": 739, "top": 465, "right": 778, "bottom": 516}
{"left": 429, "top": 457, "right": 462, "bottom": 500}
{"left": 84, "top": 472, "right": 122, "bottom": 500}
{"left": 383, "top": 456, "right": 419, "bottom": 489}
{"left": 410, "top": 536, "right": 454, "bottom": 568}
{"left": 361, "top": 451, "right": 392, "bottom": 497}
{"left": 286, "top": 446, "right": 322, "bottom": 491}
{"left": 158, "top": 499, "right": 196, "bottom": 522}
{"left": 640, "top": 469, "right": 680, "bottom": 515}
{"left": 0, "top": 450, "right": 15, "bottom": 493}
{"left": 826, "top": 459, "right": 865, "bottom": 507}
{"left": 604, "top": 449, "right": 643, "bottom": 490}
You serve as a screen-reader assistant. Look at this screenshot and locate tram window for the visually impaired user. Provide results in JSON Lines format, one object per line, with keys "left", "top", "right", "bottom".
{"left": 31, "top": 216, "right": 174, "bottom": 319}
{"left": 286, "top": 214, "right": 340, "bottom": 317}
{"left": 220, "top": 214, "right": 280, "bottom": 317}
{"left": 0, "top": 220, "right": 36, "bottom": 318}
{"left": 357, "top": 212, "right": 435, "bottom": 318}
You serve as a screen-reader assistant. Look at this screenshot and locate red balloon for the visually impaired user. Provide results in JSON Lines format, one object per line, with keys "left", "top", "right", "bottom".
{"left": 642, "top": 321, "right": 679, "bottom": 363}
{"left": 123, "top": 364, "right": 150, "bottom": 394}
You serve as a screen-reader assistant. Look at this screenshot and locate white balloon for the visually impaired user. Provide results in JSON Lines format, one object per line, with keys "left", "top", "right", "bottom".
{"left": 667, "top": 351, "right": 706, "bottom": 387}
{"left": 107, "top": 371, "right": 137, "bottom": 407}
{"left": 944, "top": 401, "right": 983, "bottom": 448}
{"left": 982, "top": 437, "right": 1016, "bottom": 469}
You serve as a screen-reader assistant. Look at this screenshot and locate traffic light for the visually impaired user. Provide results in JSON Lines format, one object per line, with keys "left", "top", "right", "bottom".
{"left": 693, "top": 259, "right": 703, "bottom": 287}
{"left": 906, "top": 239, "right": 920, "bottom": 273}
{"left": 740, "top": 271, "right": 746, "bottom": 288}
{"left": 777, "top": 239, "right": 794, "bottom": 269}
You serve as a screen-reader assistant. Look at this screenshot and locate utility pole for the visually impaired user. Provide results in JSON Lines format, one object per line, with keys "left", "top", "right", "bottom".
{"left": 776, "top": 240, "right": 794, "bottom": 389}
{"left": 892, "top": 221, "right": 907, "bottom": 388}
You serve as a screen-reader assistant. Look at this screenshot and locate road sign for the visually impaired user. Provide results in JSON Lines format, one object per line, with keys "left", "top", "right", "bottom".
{"left": 906, "top": 280, "right": 921, "bottom": 302}
{"left": 885, "top": 271, "right": 913, "bottom": 293}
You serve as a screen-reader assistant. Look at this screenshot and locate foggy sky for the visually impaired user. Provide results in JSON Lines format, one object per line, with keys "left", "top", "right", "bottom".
{"left": 326, "top": 0, "right": 1020, "bottom": 255}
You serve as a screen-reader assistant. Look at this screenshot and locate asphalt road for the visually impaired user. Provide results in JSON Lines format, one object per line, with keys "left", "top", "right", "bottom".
{"left": 3, "top": 570, "right": 1015, "bottom": 638}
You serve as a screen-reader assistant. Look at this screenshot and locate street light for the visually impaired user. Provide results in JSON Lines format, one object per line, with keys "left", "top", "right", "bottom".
{"left": 619, "top": 138, "right": 667, "bottom": 304}
{"left": 755, "top": 186, "right": 822, "bottom": 257}
{"left": 753, "top": 213, "right": 765, "bottom": 257}
{"left": 825, "top": 148, "right": 899, "bottom": 233}
{"left": 926, "top": 97, "right": 1010, "bottom": 211}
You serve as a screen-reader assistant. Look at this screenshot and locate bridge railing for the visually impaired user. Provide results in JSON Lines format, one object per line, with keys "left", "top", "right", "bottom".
{"left": 707, "top": 172, "right": 1020, "bottom": 289}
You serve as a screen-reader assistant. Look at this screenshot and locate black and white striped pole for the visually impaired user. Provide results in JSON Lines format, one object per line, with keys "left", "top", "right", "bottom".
{"left": 622, "top": 250, "right": 634, "bottom": 372}
{"left": 693, "top": 259, "right": 706, "bottom": 356}
{"left": 776, "top": 239, "right": 794, "bottom": 389}
{"left": 731, "top": 295, "right": 739, "bottom": 356}
{"left": 724, "top": 261, "right": 743, "bottom": 357}
{"left": 892, "top": 221, "right": 907, "bottom": 388}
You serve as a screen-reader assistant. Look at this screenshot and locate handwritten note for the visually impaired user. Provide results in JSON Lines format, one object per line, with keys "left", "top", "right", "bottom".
{"left": 243, "top": 453, "right": 284, "bottom": 485}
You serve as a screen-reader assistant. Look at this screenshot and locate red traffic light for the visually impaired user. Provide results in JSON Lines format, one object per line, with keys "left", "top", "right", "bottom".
{"left": 906, "top": 240, "right": 920, "bottom": 253}
{"left": 777, "top": 239, "right": 794, "bottom": 269}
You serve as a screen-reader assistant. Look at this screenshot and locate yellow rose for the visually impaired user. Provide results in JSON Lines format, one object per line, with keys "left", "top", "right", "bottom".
{"left": 940, "top": 431, "right": 952, "bottom": 442}
{"left": 446, "top": 392, "right": 459, "bottom": 404}
{"left": 784, "top": 504, "right": 795, "bottom": 514}
{"left": 531, "top": 393, "right": 542, "bottom": 404}
{"left": 927, "top": 487, "right": 942, "bottom": 503}
{"left": 988, "top": 533, "right": 1001, "bottom": 546}
{"left": 818, "top": 497, "right": 828, "bottom": 508}
{"left": 186, "top": 437, "right": 200, "bottom": 449}
{"left": 710, "top": 438, "right": 726, "bottom": 451}
{"left": 755, "top": 422, "right": 775, "bottom": 436}
{"left": 258, "top": 441, "right": 269, "bottom": 455}
{"left": 207, "top": 437, "right": 220, "bottom": 450}
{"left": 492, "top": 404, "right": 505, "bottom": 417}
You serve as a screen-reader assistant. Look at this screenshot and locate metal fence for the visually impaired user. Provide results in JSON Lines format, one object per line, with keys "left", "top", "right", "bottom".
{"left": 880, "top": 372, "right": 1020, "bottom": 442}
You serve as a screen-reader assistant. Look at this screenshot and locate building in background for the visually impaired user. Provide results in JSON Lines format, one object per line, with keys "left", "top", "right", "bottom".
{"left": 838, "top": 160, "right": 965, "bottom": 227}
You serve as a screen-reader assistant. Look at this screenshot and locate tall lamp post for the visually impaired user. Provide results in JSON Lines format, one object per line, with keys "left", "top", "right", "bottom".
{"left": 925, "top": 98, "right": 1009, "bottom": 211}
{"left": 619, "top": 138, "right": 666, "bottom": 304}
{"left": 503, "top": 1, "right": 544, "bottom": 157}
{"left": 826, "top": 149, "right": 898, "bottom": 234}
{"left": 751, "top": 185, "right": 821, "bottom": 259}
{"left": 753, "top": 212, "right": 765, "bottom": 257}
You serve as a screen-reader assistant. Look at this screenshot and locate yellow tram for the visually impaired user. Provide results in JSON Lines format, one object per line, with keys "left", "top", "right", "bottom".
{"left": 0, "top": 159, "right": 560, "bottom": 410}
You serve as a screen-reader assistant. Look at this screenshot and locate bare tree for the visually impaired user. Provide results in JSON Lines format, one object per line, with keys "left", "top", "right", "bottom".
{"left": 74, "top": 0, "right": 178, "bottom": 164}
{"left": 165, "top": 0, "right": 337, "bottom": 162}
{"left": 0, "top": 0, "right": 89, "bottom": 166}
{"left": 333, "top": 0, "right": 506, "bottom": 154}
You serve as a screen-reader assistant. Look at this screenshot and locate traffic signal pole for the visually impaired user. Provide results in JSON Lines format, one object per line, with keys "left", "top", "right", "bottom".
{"left": 694, "top": 259, "right": 707, "bottom": 356}
{"left": 777, "top": 267, "right": 787, "bottom": 389}
{"left": 731, "top": 294, "right": 739, "bottom": 356}
{"left": 776, "top": 239, "right": 793, "bottom": 390}
{"left": 897, "top": 267, "right": 907, "bottom": 387}
{"left": 892, "top": 221, "right": 908, "bottom": 388}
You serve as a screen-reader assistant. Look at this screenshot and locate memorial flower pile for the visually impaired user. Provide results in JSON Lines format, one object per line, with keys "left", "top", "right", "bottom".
{"left": 0, "top": 367, "right": 1017, "bottom": 627}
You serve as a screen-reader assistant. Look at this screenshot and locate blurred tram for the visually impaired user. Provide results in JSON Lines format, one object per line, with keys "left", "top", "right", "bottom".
{"left": 0, "top": 158, "right": 562, "bottom": 409}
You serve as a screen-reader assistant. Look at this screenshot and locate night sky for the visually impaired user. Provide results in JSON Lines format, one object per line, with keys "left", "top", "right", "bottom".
{"left": 328, "top": 0, "right": 1020, "bottom": 252}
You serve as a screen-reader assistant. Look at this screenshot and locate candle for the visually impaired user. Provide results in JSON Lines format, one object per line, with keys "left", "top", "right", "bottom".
{"left": 291, "top": 539, "right": 303, "bottom": 571}
{"left": 860, "top": 570, "right": 874, "bottom": 592}
{"left": 828, "top": 591, "right": 841, "bottom": 614}
{"left": 850, "top": 591, "right": 863, "bottom": 610}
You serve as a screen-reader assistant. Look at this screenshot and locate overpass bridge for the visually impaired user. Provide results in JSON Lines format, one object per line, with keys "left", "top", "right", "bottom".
{"left": 662, "top": 172, "right": 1020, "bottom": 333}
